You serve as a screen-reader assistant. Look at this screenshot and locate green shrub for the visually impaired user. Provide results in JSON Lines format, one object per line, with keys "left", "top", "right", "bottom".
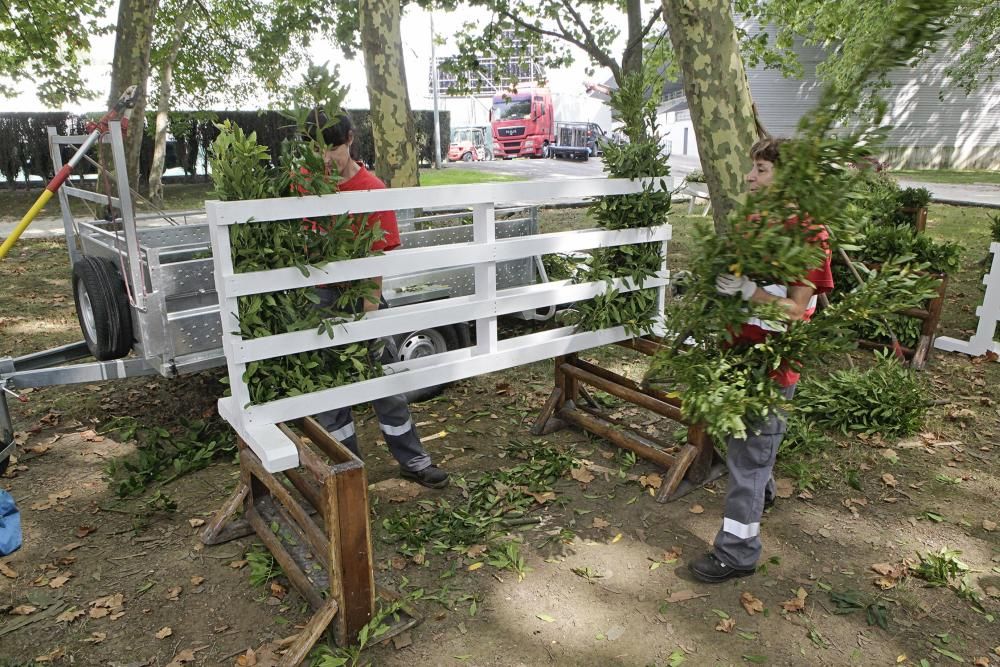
{"left": 796, "top": 353, "right": 926, "bottom": 437}
{"left": 685, "top": 169, "right": 705, "bottom": 183}
{"left": 990, "top": 213, "right": 1000, "bottom": 244}
{"left": 854, "top": 223, "right": 962, "bottom": 274}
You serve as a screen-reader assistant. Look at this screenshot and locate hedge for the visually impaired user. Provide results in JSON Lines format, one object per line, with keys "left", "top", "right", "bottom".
{"left": 0, "top": 109, "right": 450, "bottom": 189}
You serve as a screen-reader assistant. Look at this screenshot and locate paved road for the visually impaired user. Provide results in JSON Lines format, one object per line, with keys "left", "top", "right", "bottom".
{"left": 3, "top": 154, "right": 996, "bottom": 240}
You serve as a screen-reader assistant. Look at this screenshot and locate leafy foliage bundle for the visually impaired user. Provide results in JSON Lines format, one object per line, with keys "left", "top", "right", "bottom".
{"left": 209, "top": 66, "right": 385, "bottom": 404}
{"left": 646, "top": 2, "right": 953, "bottom": 441}
{"left": 795, "top": 353, "right": 927, "bottom": 437}
{"left": 571, "top": 67, "right": 672, "bottom": 337}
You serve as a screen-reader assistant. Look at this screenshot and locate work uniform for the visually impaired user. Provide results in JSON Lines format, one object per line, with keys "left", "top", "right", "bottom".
{"left": 714, "top": 226, "right": 834, "bottom": 570}
{"left": 311, "top": 163, "right": 433, "bottom": 473}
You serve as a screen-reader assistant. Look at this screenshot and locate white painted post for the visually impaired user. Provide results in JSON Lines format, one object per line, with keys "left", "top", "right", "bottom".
{"left": 473, "top": 202, "right": 498, "bottom": 355}
{"left": 934, "top": 242, "right": 1000, "bottom": 360}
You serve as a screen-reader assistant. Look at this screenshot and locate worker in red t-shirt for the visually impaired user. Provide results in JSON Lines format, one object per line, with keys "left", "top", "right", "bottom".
{"left": 307, "top": 111, "right": 449, "bottom": 489}
{"left": 689, "top": 137, "right": 834, "bottom": 583}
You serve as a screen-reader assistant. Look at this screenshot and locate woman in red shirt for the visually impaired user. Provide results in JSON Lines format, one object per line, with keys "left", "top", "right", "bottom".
{"left": 689, "top": 137, "right": 833, "bottom": 582}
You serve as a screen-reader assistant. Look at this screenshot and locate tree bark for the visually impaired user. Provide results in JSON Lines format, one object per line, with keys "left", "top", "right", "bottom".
{"left": 662, "top": 0, "right": 760, "bottom": 233}
{"left": 148, "top": 6, "right": 191, "bottom": 205}
{"left": 622, "top": 0, "right": 644, "bottom": 79}
{"left": 108, "top": 0, "right": 160, "bottom": 192}
{"left": 359, "top": 0, "right": 419, "bottom": 188}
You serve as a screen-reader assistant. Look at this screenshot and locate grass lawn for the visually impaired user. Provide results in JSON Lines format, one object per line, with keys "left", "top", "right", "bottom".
{"left": 418, "top": 167, "right": 523, "bottom": 186}
{"left": 893, "top": 169, "right": 1000, "bottom": 186}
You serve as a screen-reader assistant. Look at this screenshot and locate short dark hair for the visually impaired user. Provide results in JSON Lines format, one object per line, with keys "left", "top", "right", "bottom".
{"left": 304, "top": 110, "right": 353, "bottom": 147}
{"left": 750, "top": 136, "right": 787, "bottom": 165}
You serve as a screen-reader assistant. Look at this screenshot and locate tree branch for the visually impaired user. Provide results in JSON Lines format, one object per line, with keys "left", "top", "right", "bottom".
{"left": 639, "top": 5, "right": 664, "bottom": 42}
{"left": 555, "top": 0, "right": 622, "bottom": 80}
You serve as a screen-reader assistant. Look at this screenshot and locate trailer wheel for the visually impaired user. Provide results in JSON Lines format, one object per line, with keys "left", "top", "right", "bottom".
{"left": 462, "top": 152, "right": 473, "bottom": 162}
{"left": 393, "top": 324, "right": 468, "bottom": 403}
{"left": 72, "top": 256, "right": 133, "bottom": 361}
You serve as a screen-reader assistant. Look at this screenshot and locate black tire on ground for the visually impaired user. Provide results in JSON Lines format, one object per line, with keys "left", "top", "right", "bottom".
{"left": 392, "top": 323, "right": 469, "bottom": 403}
{"left": 72, "top": 256, "right": 133, "bottom": 361}
{"left": 462, "top": 152, "right": 473, "bottom": 162}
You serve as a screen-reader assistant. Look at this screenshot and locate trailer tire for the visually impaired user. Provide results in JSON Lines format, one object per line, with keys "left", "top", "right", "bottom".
{"left": 462, "top": 152, "right": 473, "bottom": 162}
{"left": 72, "top": 256, "right": 133, "bottom": 361}
{"left": 393, "top": 323, "right": 469, "bottom": 403}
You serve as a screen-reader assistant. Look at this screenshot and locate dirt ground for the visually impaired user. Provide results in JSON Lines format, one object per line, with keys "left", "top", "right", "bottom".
{"left": 2, "top": 206, "right": 999, "bottom": 666}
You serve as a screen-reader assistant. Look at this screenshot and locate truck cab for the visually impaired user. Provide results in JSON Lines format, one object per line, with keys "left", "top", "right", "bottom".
{"left": 490, "top": 88, "right": 554, "bottom": 159}
{"left": 447, "top": 126, "right": 491, "bottom": 162}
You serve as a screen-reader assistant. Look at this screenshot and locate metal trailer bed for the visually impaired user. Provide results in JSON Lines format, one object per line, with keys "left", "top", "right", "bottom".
{"left": 0, "top": 122, "right": 549, "bottom": 467}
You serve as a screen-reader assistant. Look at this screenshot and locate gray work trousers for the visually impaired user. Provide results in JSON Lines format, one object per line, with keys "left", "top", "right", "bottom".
{"left": 312, "top": 288, "right": 432, "bottom": 473}
{"left": 713, "top": 384, "right": 796, "bottom": 569}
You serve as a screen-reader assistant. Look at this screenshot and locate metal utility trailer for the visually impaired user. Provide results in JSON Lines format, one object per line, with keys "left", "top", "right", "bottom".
{"left": 546, "top": 122, "right": 607, "bottom": 161}
{"left": 0, "top": 122, "right": 550, "bottom": 467}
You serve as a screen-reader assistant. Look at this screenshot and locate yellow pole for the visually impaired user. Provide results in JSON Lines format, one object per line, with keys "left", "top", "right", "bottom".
{"left": 0, "top": 189, "right": 55, "bottom": 260}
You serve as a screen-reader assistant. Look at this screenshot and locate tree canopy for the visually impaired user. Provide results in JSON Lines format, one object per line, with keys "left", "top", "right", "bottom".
{"left": 0, "top": 0, "right": 112, "bottom": 106}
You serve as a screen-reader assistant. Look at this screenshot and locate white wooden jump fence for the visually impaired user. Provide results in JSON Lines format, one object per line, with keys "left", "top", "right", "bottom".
{"left": 206, "top": 177, "right": 673, "bottom": 472}
{"left": 934, "top": 242, "right": 1000, "bottom": 361}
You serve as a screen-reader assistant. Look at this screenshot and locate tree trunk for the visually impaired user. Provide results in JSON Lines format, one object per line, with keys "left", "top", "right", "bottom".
{"left": 662, "top": 0, "right": 759, "bottom": 233}
{"left": 622, "top": 0, "right": 644, "bottom": 79}
{"left": 359, "top": 0, "right": 419, "bottom": 188}
{"left": 108, "top": 0, "right": 160, "bottom": 192}
{"left": 148, "top": 7, "right": 191, "bottom": 205}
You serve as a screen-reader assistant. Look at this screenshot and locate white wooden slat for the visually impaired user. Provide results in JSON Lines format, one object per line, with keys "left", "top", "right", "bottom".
{"left": 232, "top": 274, "right": 669, "bottom": 364}
{"left": 209, "top": 176, "right": 670, "bottom": 225}
{"left": 222, "top": 225, "right": 671, "bottom": 298}
{"left": 243, "top": 323, "right": 644, "bottom": 430}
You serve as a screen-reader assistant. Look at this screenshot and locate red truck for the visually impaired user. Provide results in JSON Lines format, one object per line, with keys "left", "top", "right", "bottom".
{"left": 490, "top": 88, "right": 554, "bottom": 159}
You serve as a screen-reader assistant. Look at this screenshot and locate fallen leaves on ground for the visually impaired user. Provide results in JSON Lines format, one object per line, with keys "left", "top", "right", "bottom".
{"left": 666, "top": 590, "right": 709, "bottom": 603}
{"left": 34, "top": 647, "right": 65, "bottom": 663}
{"left": 56, "top": 608, "right": 85, "bottom": 623}
{"left": 639, "top": 473, "right": 662, "bottom": 490}
{"left": 11, "top": 605, "right": 37, "bottom": 615}
{"left": 82, "top": 632, "right": 107, "bottom": 644}
{"left": 591, "top": 517, "right": 610, "bottom": 529}
{"left": 187, "top": 518, "right": 205, "bottom": 528}
{"left": 155, "top": 626, "right": 173, "bottom": 639}
{"left": 570, "top": 467, "right": 595, "bottom": 484}
{"left": 89, "top": 593, "right": 124, "bottom": 620}
{"left": 47, "top": 573, "right": 71, "bottom": 589}
{"left": 871, "top": 562, "right": 908, "bottom": 589}
{"left": 190, "top": 575, "right": 205, "bottom": 586}
{"left": 780, "top": 588, "right": 808, "bottom": 613}
{"left": 75, "top": 526, "right": 96, "bottom": 538}
{"left": 166, "top": 586, "right": 182, "bottom": 601}
{"left": 30, "top": 489, "right": 72, "bottom": 511}
{"left": 166, "top": 646, "right": 208, "bottom": 667}
{"left": 740, "top": 592, "right": 764, "bottom": 615}
{"left": 0, "top": 561, "right": 17, "bottom": 578}
{"left": 774, "top": 478, "right": 794, "bottom": 499}
{"left": 229, "top": 560, "right": 248, "bottom": 569}
{"left": 881, "top": 473, "right": 898, "bottom": 488}
{"left": 689, "top": 504, "right": 705, "bottom": 514}
{"left": 715, "top": 617, "right": 736, "bottom": 632}
{"left": 984, "top": 519, "right": 997, "bottom": 532}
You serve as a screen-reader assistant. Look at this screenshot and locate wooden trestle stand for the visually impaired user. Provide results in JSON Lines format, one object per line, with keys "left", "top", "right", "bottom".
{"left": 200, "top": 417, "right": 417, "bottom": 665}
{"left": 532, "top": 339, "right": 725, "bottom": 502}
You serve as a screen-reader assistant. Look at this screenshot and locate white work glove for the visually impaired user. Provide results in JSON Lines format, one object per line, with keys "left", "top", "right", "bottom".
{"left": 715, "top": 273, "right": 758, "bottom": 301}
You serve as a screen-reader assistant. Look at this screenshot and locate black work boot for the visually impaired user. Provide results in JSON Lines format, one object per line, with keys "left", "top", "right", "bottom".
{"left": 689, "top": 552, "right": 756, "bottom": 583}
{"left": 401, "top": 465, "right": 450, "bottom": 489}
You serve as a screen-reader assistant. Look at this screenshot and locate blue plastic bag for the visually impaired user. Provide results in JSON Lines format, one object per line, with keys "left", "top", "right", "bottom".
{"left": 0, "top": 489, "right": 22, "bottom": 556}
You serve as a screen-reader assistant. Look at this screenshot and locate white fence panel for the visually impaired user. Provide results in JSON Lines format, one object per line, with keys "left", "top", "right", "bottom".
{"left": 207, "top": 177, "right": 672, "bottom": 471}
{"left": 934, "top": 242, "right": 1000, "bottom": 360}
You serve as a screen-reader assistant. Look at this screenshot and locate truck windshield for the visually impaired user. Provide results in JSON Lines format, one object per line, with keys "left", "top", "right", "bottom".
{"left": 492, "top": 98, "right": 532, "bottom": 120}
